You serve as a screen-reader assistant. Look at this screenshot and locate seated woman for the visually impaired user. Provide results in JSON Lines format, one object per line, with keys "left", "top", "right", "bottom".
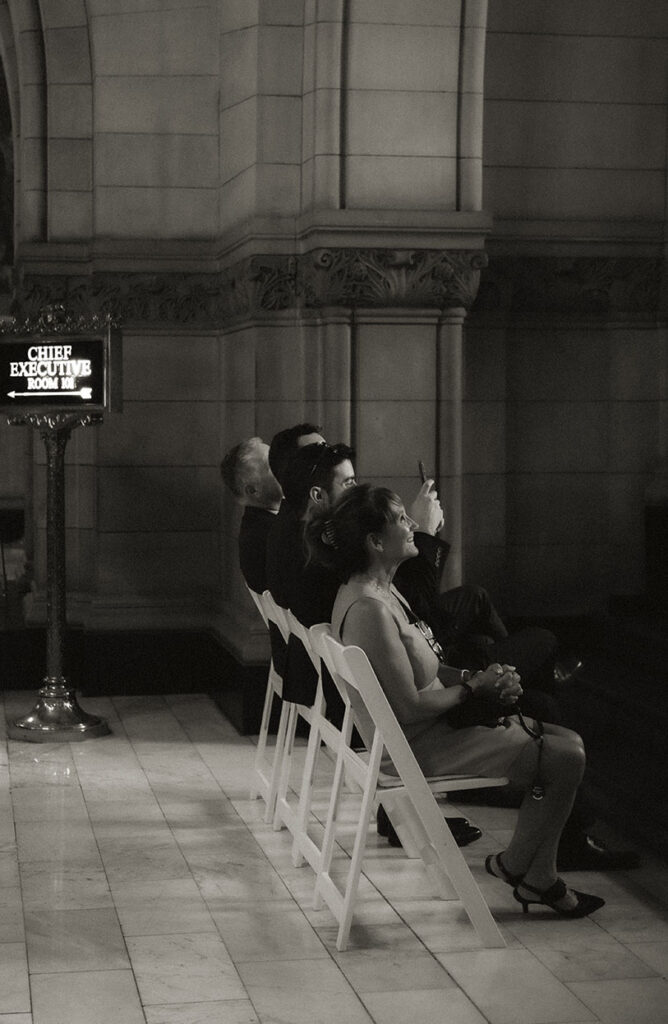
{"left": 306, "top": 484, "right": 604, "bottom": 919}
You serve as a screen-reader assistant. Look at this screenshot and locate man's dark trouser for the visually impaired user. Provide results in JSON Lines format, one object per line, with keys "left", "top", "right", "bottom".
{"left": 438, "top": 584, "right": 559, "bottom": 698}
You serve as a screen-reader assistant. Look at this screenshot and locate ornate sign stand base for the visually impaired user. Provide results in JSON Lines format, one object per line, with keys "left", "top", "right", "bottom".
{"left": 8, "top": 681, "right": 110, "bottom": 742}
{"left": 7, "top": 412, "right": 110, "bottom": 742}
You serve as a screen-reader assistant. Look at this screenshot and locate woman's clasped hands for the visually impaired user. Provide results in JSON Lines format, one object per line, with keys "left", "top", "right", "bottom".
{"left": 471, "top": 663, "right": 523, "bottom": 706}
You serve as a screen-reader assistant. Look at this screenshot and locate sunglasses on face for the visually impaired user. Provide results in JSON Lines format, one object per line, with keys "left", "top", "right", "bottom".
{"left": 308, "top": 442, "right": 351, "bottom": 479}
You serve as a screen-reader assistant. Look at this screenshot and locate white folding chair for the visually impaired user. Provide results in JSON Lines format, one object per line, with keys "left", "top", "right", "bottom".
{"left": 313, "top": 629, "right": 508, "bottom": 951}
{"left": 246, "top": 587, "right": 292, "bottom": 823}
{"left": 272, "top": 615, "right": 357, "bottom": 871}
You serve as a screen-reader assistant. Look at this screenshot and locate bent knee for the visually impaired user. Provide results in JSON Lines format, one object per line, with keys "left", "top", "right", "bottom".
{"left": 546, "top": 723, "right": 585, "bottom": 751}
{"left": 544, "top": 733, "right": 586, "bottom": 781}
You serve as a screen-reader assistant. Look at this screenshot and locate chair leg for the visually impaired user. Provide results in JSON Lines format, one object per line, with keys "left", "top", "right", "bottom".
{"left": 417, "top": 802, "right": 506, "bottom": 947}
{"left": 335, "top": 758, "right": 381, "bottom": 951}
{"left": 272, "top": 703, "right": 298, "bottom": 830}
{"left": 312, "top": 722, "right": 354, "bottom": 912}
{"left": 290, "top": 689, "right": 328, "bottom": 867}
{"left": 263, "top": 699, "right": 291, "bottom": 824}
{"left": 250, "top": 675, "right": 276, "bottom": 801}
{"left": 313, "top": 734, "right": 385, "bottom": 951}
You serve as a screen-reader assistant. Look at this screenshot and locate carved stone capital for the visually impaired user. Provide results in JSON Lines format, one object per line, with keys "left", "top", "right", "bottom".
{"left": 220, "top": 255, "right": 298, "bottom": 319}
{"left": 300, "top": 248, "right": 488, "bottom": 310}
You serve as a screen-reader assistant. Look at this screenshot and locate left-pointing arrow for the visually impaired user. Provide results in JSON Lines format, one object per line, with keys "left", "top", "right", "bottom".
{"left": 7, "top": 388, "right": 93, "bottom": 399}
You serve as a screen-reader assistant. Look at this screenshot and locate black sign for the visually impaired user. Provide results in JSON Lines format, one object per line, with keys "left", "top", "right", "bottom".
{"left": 0, "top": 332, "right": 120, "bottom": 413}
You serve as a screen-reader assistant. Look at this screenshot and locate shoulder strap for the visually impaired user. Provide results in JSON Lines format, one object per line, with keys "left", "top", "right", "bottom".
{"left": 390, "top": 584, "right": 418, "bottom": 623}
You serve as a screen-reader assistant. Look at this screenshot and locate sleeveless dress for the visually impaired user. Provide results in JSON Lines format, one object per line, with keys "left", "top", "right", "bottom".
{"left": 331, "top": 577, "right": 536, "bottom": 779}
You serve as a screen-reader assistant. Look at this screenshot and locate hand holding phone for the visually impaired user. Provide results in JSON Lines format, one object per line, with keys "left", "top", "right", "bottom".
{"left": 411, "top": 460, "right": 444, "bottom": 535}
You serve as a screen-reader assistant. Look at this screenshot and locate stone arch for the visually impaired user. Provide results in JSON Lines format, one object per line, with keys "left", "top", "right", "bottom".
{"left": 0, "top": 1, "right": 95, "bottom": 250}
{"left": 1, "top": 0, "right": 47, "bottom": 243}
{"left": 38, "top": 0, "right": 93, "bottom": 240}
{"left": 0, "top": 1, "right": 24, "bottom": 255}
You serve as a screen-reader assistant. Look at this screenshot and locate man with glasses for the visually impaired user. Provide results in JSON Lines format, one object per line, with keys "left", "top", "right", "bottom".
{"left": 266, "top": 441, "right": 357, "bottom": 621}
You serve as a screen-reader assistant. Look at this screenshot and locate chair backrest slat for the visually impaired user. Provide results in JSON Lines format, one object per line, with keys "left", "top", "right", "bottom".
{"left": 325, "top": 635, "right": 463, "bottom": 817}
{"left": 261, "top": 590, "right": 291, "bottom": 644}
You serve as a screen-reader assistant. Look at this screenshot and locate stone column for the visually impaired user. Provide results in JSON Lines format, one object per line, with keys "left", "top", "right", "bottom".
{"left": 437, "top": 308, "right": 467, "bottom": 591}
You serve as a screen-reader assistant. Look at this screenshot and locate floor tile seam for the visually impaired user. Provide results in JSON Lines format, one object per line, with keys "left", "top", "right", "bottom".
{"left": 118, "top": 697, "right": 254, "bottom": 823}
{"left": 197, "top": 825, "right": 385, "bottom": 975}
{"left": 27, "top": 963, "right": 139, "bottom": 979}
{"left": 116, "top": 920, "right": 220, "bottom": 939}
{"left": 22, "top": 899, "right": 131, "bottom": 963}
{"left": 156, "top": 764, "right": 308, "bottom": 904}
{"left": 50, "top": 770, "right": 125, "bottom": 911}
{"left": 28, "top": 968, "right": 146, "bottom": 1024}
{"left": 70, "top": 704, "right": 225, "bottom": 869}
{"left": 117, "top": 892, "right": 229, "bottom": 950}
{"left": 164, "top": 693, "right": 255, "bottom": 751}
{"left": 560, "top": 973, "right": 668, "bottom": 1022}
{"left": 237, "top": 951, "right": 382, "bottom": 1022}
{"left": 123, "top": 936, "right": 254, "bottom": 1007}
{"left": 443, "top": 943, "right": 607, "bottom": 1024}
{"left": 111, "top": 695, "right": 193, "bottom": 749}
{"left": 386, "top": 896, "right": 487, "bottom": 977}
{"left": 125, "top": 927, "right": 236, "bottom": 949}
{"left": 15, "top": 756, "right": 154, "bottom": 984}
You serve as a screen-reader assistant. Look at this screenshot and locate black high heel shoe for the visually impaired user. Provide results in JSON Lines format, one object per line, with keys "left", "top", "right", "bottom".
{"left": 513, "top": 878, "right": 605, "bottom": 918}
{"left": 485, "top": 852, "right": 524, "bottom": 887}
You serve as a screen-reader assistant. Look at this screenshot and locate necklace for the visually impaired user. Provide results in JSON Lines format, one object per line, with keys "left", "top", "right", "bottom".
{"left": 358, "top": 572, "right": 392, "bottom": 595}
{"left": 355, "top": 574, "right": 412, "bottom": 624}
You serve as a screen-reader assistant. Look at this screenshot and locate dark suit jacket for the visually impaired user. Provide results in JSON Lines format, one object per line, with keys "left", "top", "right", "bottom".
{"left": 238, "top": 505, "right": 277, "bottom": 595}
{"left": 266, "top": 501, "right": 339, "bottom": 627}
{"left": 265, "top": 502, "right": 336, "bottom": 703}
{"left": 238, "top": 505, "right": 286, "bottom": 675}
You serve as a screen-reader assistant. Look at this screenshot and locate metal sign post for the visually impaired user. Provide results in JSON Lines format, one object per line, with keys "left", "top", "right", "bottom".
{"left": 1, "top": 306, "right": 122, "bottom": 742}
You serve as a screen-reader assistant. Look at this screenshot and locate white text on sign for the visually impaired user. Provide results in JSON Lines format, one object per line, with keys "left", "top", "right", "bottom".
{"left": 9, "top": 343, "right": 93, "bottom": 392}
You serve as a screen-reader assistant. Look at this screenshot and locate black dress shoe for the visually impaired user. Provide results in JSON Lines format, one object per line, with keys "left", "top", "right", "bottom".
{"left": 377, "top": 805, "right": 482, "bottom": 849}
{"left": 557, "top": 834, "right": 640, "bottom": 872}
{"left": 377, "top": 805, "right": 468, "bottom": 836}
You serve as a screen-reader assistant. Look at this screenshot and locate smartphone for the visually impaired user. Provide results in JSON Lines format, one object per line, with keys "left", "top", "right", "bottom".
{"left": 418, "top": 459, "right": 427, "bottom": 483}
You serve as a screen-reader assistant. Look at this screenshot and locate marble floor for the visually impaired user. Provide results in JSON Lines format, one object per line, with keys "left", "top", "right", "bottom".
{"left": 1, "top": 691, "right": 667, "bottom": 1024}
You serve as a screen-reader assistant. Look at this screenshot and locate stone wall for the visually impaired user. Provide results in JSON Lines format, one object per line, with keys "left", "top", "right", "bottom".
{"left": 0, "top": 0, "right": 664, "bottom": 665}
{"left": 463, "top": 0, "right": 667, "bottom": 614}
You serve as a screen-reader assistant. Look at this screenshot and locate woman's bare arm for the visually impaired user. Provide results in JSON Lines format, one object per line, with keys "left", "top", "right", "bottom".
{"left": 341, "top": 598, "right": 469, "bottom": 725}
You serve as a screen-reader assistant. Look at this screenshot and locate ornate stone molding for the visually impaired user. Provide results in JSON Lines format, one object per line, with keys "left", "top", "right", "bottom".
{"left": 299, "top": 249, "right": 487, "bottom": 310}
{"left": 475, "top": 256, "right": 663, "bottom": 319}
{"left": 13, "top": 247, "right": 488, "bottom": 325}
{"left": 0, "top": 302, "right": 117, "bottom": 335}
{"left": 15, "top": 252, "right": 661, "bottom": 325}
